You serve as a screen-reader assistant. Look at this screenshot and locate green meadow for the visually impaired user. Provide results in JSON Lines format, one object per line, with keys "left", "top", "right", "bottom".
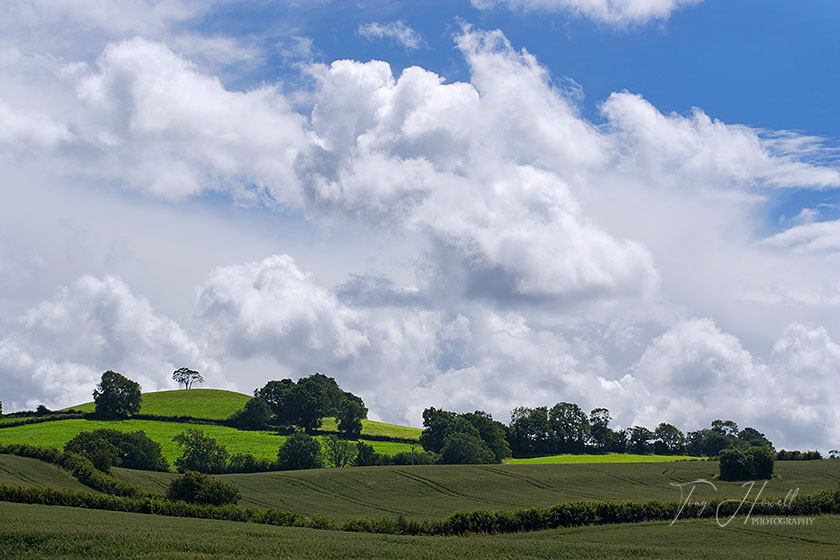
{"left": 0, "top": 419, "right": 416, "bottom": 467}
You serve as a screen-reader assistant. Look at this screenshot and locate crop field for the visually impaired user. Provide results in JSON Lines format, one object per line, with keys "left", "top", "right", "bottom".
{"left": 507, "top": 453, "right": 702, "bottom": 464}
{"left": 111, "top": 460, "right": 840, "bottom": 520}
{"left": 0, "top": 455, "right": 96, "bottom": 493}
{"left": 1, "top": 502, "right": 838, "bottom": 560}
{"left": 0, "top": 419, "right": 416, "bottom": 467}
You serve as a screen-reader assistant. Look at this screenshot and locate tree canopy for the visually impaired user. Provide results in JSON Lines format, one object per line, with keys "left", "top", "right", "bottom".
{"left": 172, "top": 367, "right": 203, "bottom": 390}
{"left": 255, "top": 373, "right": 367, "bottom": 434}
{"left": 93, "top": 371, "right": 141, "bottom": 419}
{"left": 173, "top": 428, "right": 229, "bottom": 474}
{"left": 276, "top": 431, "right": 324, "bottom": 471}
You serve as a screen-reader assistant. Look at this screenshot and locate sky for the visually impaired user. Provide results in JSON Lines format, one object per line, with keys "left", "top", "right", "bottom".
{"left": 1, "top": 0, "right": 838, "bottom": 450}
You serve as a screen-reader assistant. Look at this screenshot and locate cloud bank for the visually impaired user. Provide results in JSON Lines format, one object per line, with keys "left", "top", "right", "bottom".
{"left": 1, "top": 16, "right": 838, "bottom": 450}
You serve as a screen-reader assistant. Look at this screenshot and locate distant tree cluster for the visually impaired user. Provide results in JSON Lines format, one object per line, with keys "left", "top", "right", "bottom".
{"left": 420, "top": 408, "right": 511, "bottom": 464}
{"left": 253, "top": 373, "right": 367, "bottom": 435}
{"left": 504, "top": 402, "right": 773, "bottom": 460}
{"left": 719, "top": 446, "right": 775, "bottom": 481}
{"left": 64, "top": 429, "right": 169, "bottom": 472}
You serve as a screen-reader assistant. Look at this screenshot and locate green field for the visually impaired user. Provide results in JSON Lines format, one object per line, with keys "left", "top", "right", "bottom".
{"left": 63, "top": 388, "right": 423, "bottom": 439}
{"left": 64, "top": 389, "right": 251, "bottom": 419}
{"left": 0, "top": 455, "right": 97, "bottom": 493}
{"left": 2, "top": 502, "right": 838, "bottom": 560}
{"left": 111, "top": 460, "right": 840, "bottom": 520}
{"left": 0, "top": 419, "right": 416, "bottom": 467}
{"left": 508, "top": 453, "right": 703, "bottom": 464}
{"left": 319, "top": 416, "right": 421, "bottom": 440}
{"left": 0, "top": 416, "right": 35, "bottom": 424}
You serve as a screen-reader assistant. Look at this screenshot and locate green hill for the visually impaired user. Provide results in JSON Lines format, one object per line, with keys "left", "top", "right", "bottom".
{"left": 65, "top": 389, "right": 251, "bottom": 420}
{"left": 62, "top": 388, "right": 422, "bottom": 440}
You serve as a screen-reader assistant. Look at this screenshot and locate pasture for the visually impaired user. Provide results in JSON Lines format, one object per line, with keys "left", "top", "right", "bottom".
{"left": 0, "top": 419, "right": 416, "bottom": 468}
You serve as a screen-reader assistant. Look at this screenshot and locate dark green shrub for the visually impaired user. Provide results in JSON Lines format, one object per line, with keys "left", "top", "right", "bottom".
{"left": 227, "top": 453, "right": 273, "bottom": 473}
{"left": 748, "top": 445, "right": 775, "bottom": 479}
{"left": 276, "top": 431, "right": 324, "bottom": 470}
{"left": 353, "top": 442, "right": 379, "bottom": 466}
{"left": 166, "top": 471, "right": 240, "bottom": 506}
{"left": 173, "top": 428, "right": 229, "bottom": 474}
{"left": 65, "top": 429, "right": 168, "bottom": 472}
{"left": 227, "top": 397, "right": 272, "bottom": 429}
{"left": 719, "top": 447, "right": 751, "bottom": 481}
{"left": 65, "top": 432, "right": 121, "bottom": 471}
{"left": 440, "top": 432, "right": 495, "bottom": 464}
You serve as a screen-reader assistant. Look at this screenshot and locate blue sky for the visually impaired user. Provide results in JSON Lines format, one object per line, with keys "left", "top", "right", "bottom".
{"left": 1, "top": 0, "right": 839, "bottom": 450}
{"left": 192, "top": 0, "right": 840, "bottom": 229}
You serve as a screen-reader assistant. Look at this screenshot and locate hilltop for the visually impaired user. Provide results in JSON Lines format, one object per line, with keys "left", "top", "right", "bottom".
{"left": 62, "top": 388, "right": 422, "bottom": 440}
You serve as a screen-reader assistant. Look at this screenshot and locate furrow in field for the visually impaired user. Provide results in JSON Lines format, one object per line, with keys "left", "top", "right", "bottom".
{"left": 477, "top": 465, "right": 554, "bottom": 490}
{"left": 272, "top": 475, "right": 404, "bottom": 515}
{"left": 392, "top": 469, "right": 514, "bottom": 508}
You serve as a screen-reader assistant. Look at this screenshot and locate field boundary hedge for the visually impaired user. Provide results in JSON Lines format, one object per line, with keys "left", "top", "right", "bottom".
{"left": 0, "top": 482, "right": 837, "bottom": 536}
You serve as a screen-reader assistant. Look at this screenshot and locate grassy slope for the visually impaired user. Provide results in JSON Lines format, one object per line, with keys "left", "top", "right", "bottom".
{"left": 320, "top": 417, "right": 421, "bottom": 440}
{"left": 112, "top": 460, "right": 840, "bottom": 521}
{"left": 65, "top": 389, "right": 251, "bottom": 419}
{"left": 2, "top": 503, "right": 839, "bottom": 560}
{"left": 0, "top": 454, "right": 96, "bottom": 493}
{"left": 0, "top": 419, "right": 415, "bottom": 467}
{"left": 61, "top": 388, "right": 422, "bottom": 439}
{"left": 508, "top": 453, "right": 702, "bottom": 464}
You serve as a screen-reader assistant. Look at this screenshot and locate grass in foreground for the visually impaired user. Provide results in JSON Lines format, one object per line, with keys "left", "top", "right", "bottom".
{"left": 1, "top": 502, "right": 838, "bottom": 560}
{"left": 507, "top": 453, "right": 702, "bottom": 464}
{"left": 0, "top": 419, "right": 416, "bottom": 467}
{"left": 112, "top": 460, "right": 840, "bottom": 520}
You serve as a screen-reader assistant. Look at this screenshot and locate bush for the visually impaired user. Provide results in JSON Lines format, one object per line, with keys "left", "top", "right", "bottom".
{"left": 166, "top": 471, "right": 240, "bottom": 506}
{"left": 353, "top": 442, "right": 380, "bottom": 466}
{"left": 440, "top": 432, "right": 495, "bottom": 464}
{"left": 173, "top": 428, "right": 229, "bottom": 474}
{"left": 276, "top": 431, "right": 323, "bottom": 471}
{"left": 719, "top": 446, "right": 775, "bottom": 480}
{"left": 65, "top": 432, "right": 121, "bottom": 472}
{"left": 227, "top": 397, "right": 272, "bottom": 430}
{"left": 324, "top": 435, "right": 357, "bottom": 467}
{"left": 65, "top": 429, "right": 169, "bottom": 472}
{"left": 227, "top": 453, "right": 273, "bottom": 473}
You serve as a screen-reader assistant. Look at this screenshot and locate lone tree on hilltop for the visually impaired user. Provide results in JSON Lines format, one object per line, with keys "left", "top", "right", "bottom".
{"left": 173, "top": 367, "right": 204, "bottom": 390}
{"left": 93, "top": 370, "right": 141, "bottom": 419}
